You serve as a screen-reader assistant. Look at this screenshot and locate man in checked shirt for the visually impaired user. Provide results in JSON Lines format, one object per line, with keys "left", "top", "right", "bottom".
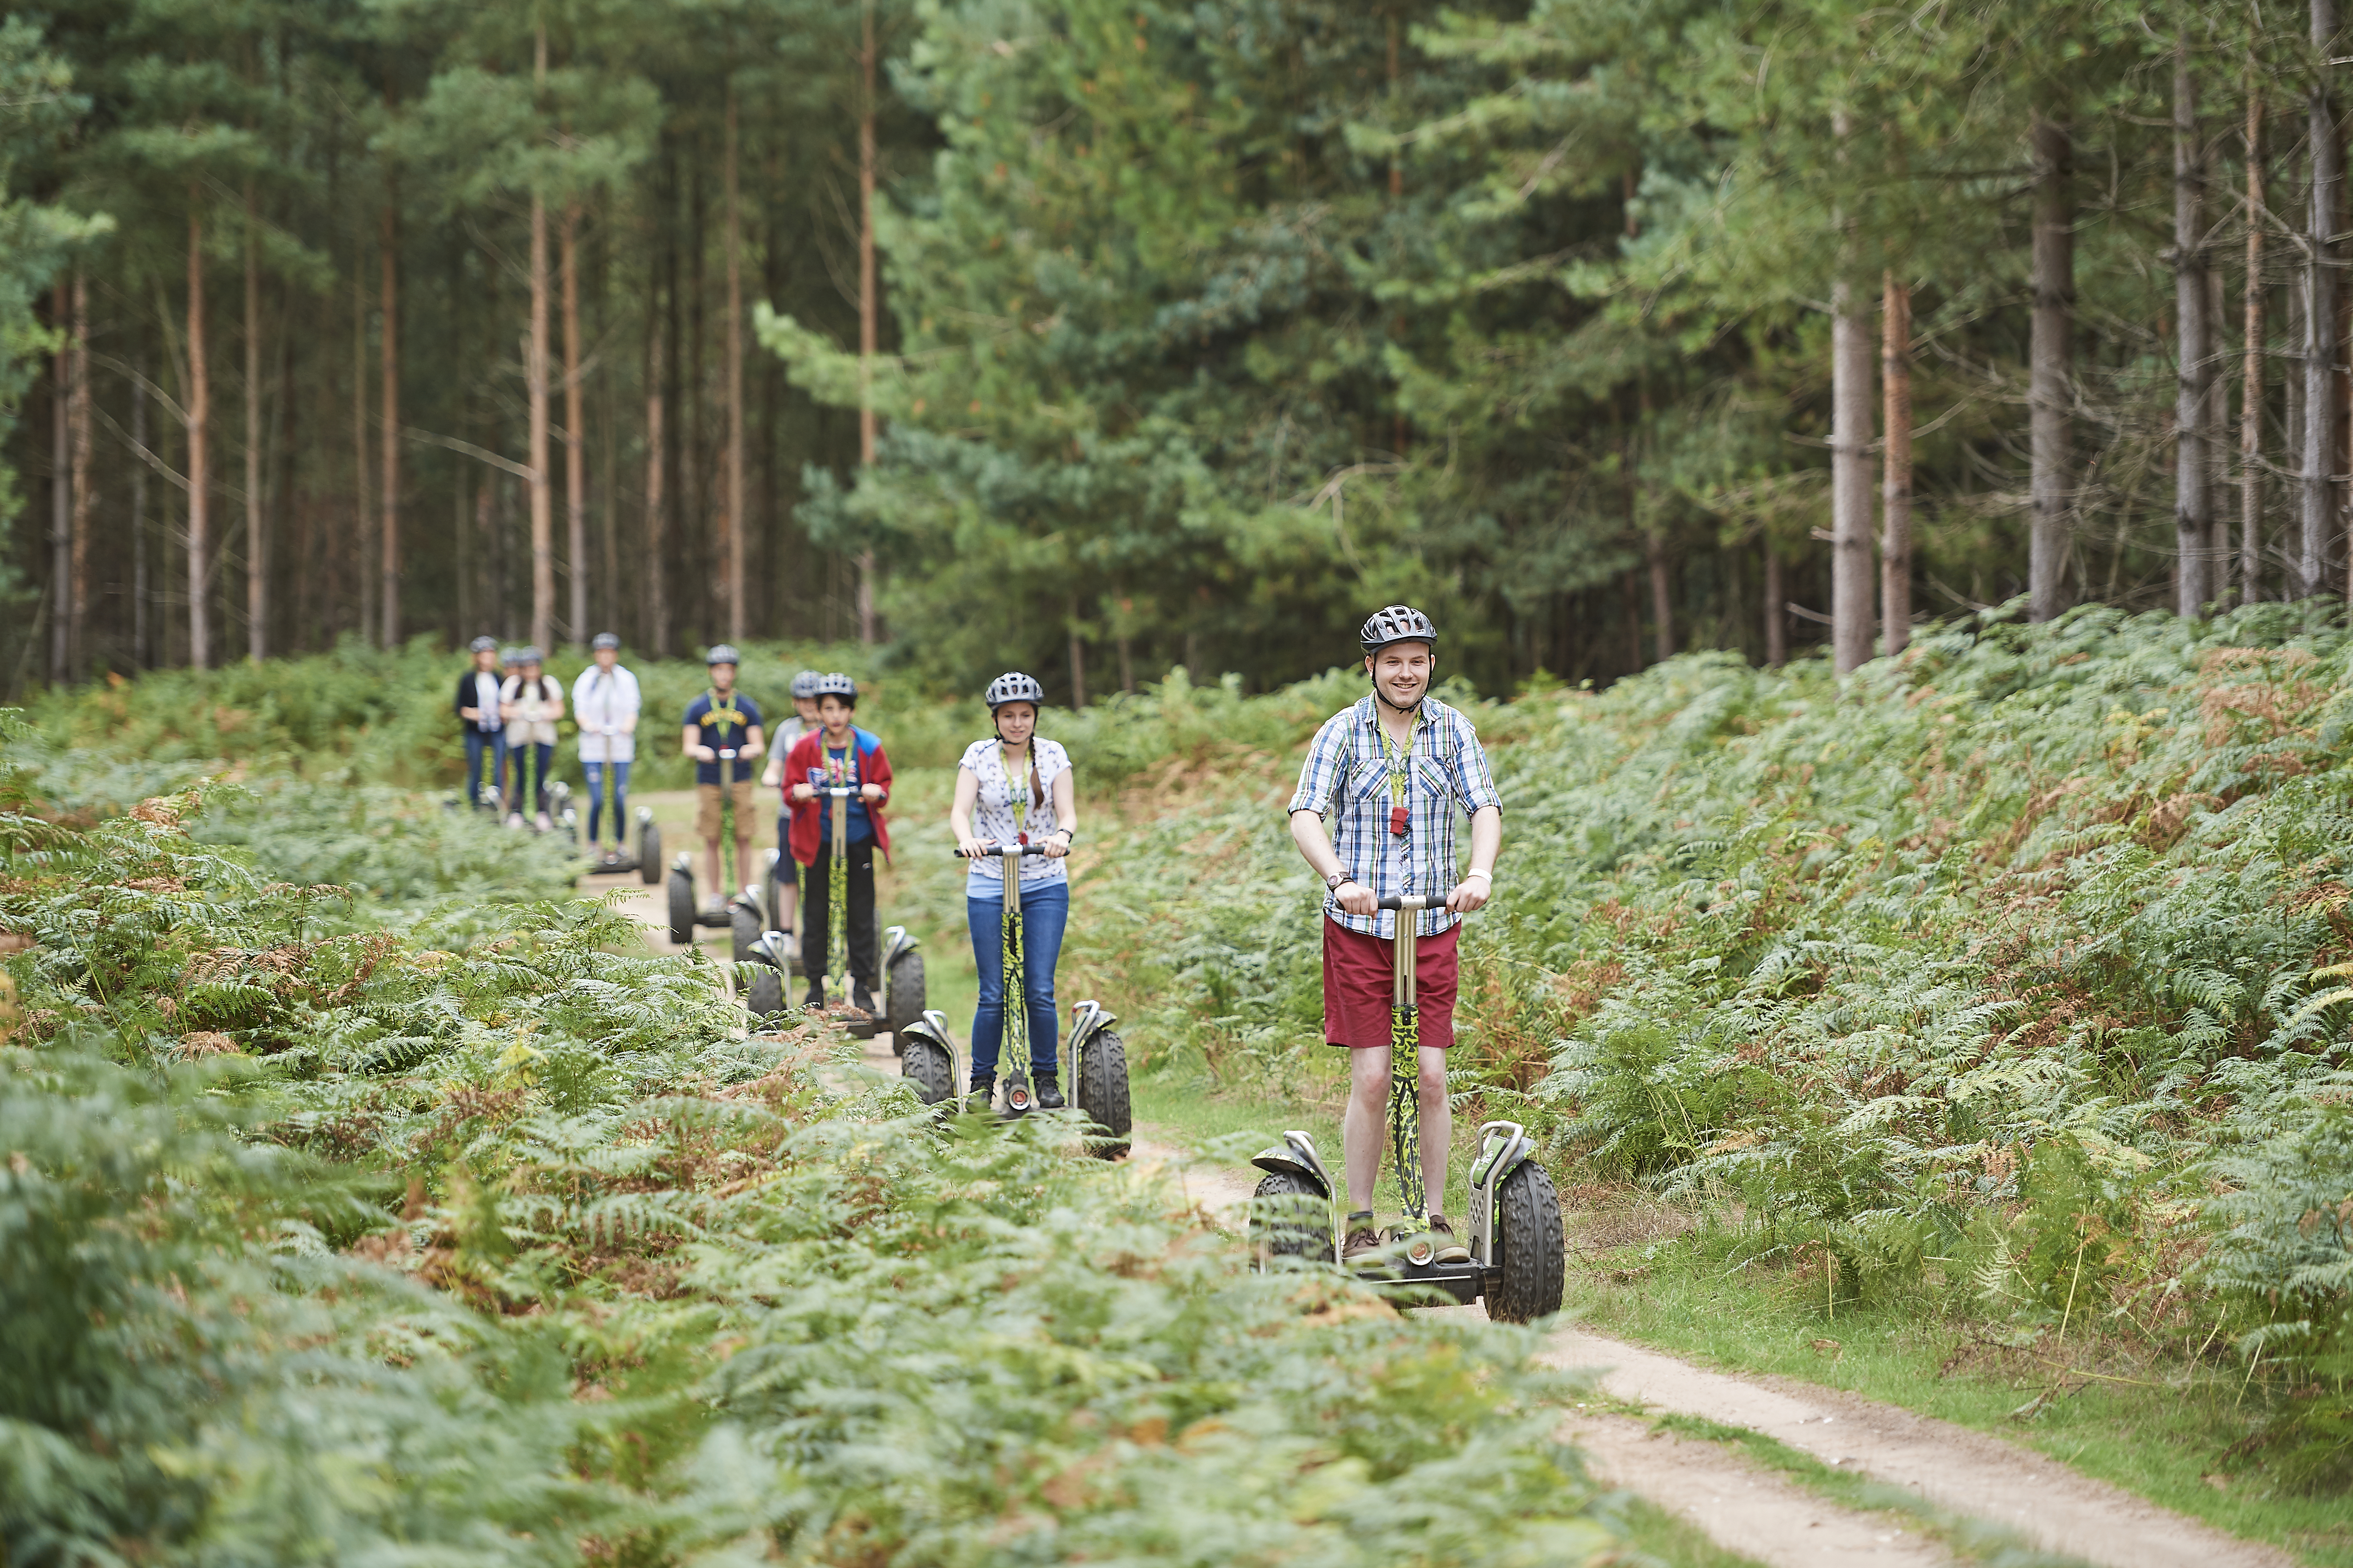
{"left": 1287, "top": 605, "right": 1503, "bottom": 1265}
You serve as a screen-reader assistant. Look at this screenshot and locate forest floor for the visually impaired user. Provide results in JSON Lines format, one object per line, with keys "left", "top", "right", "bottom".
{"left": 575, "top": 780, "right": 2311, "bottom": 1568}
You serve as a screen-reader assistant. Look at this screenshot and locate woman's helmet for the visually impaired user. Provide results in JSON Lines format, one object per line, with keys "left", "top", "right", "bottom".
{"left": 516, "top": 645, "right": 544, "bottom": 666}
{"left": 468, "top": 634, "right": 498, "bottom": 655}
{"left": 814, "top": 672, "right": 858, "bottom": 702}
{"left": 705, "top": 644, "right": 742, "bottom": 667}
{"left": 591, "top": 632, "right": 621, "bottom": 651}
{"left": 500, "top": 646, "right": 521, "bottom": 669}
{"left": 1359, "top": 605, "right": 1438, "bottom": 653}
{"left": 790, "top": 669, "right": 823, "bottom": 699}
{"left": 986, "top": 671, "right": 1045, "bottom": 711}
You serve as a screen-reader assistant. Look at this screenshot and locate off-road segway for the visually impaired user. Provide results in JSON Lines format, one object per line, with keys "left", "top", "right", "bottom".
{"left": 894, "top": 1007, "right": 961, "bottom": 1106}
{"left": 957, "top": 840, "right": 1131, "bottom": 1158}
{"left": 664, "top": 748, "right": 760, "bottom": 949}
{"left": 587, "top": 804, "right": 662, "bottom": 882}
{"left": 1247, "top": 892, "right": 1563, "bottom": 1321}
{"left": 782, "top": 780, "right": 925, "bottom": 1040}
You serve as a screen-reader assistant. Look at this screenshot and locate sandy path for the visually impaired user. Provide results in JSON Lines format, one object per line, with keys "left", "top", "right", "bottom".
{"left": 1521, "top": 1325, "right": 2297, "bottom": 1568}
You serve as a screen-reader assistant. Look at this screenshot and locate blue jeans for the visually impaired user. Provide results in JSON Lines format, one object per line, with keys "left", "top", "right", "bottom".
{"left": 510, "top": 741, "right": 556, "bottom": 815}
{"left": 968, "top": 879, "right": 1069, "bottom": 1080}
{"left": 464, "top": 728, "right": 508, "bottom": 809}
{"left": 584, "top": 760, "right": 632, "bottom": 843}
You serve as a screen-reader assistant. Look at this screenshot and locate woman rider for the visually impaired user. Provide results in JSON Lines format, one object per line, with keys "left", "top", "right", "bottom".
{"left": 949, "top": 672, "right": 1079, "bottom": 1109}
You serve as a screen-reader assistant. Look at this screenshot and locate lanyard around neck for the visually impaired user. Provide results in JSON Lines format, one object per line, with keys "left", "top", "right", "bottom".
{"left": 1377, "top": 718, "right": 1414, "bottom": 804}
{"left": 1001, "top": 744, "right": 1032, "bottom": 828}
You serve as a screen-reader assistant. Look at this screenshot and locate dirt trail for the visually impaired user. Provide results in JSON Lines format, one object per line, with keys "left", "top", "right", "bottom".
{"left": 1568, "top": 1409, "right": 1951, "bottom": 1568}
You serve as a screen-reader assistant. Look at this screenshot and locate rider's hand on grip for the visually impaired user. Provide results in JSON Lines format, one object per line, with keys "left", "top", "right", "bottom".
{"left": 1334, "top": 880, "right": 1379, "bottom": 917}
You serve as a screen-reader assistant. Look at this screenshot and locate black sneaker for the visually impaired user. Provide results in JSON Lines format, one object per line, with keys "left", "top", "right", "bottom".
{"left": 802, "top": 982, "right": 826, "bottom": 1010}
{"left": 966, "top": 1077, "right": 995, "bottom": 1113}
{"left": 1035, "top": 1073, "right": 1065, "bottom": 1110}
{"left": 850, "top": 981, "right": 876, "bottom": 1015}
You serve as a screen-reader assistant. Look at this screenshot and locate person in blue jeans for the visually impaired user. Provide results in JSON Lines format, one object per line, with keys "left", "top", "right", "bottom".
{"left": 949, "top": 671, "right": 1080, "bottom": 1109}
{"left": 454, "top": 635, "right": 508, "bottom": 811}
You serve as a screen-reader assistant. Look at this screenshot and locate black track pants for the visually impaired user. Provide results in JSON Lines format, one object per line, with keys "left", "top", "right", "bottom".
{"left": 802, "top": 837, "right": 876, "bottom": 986}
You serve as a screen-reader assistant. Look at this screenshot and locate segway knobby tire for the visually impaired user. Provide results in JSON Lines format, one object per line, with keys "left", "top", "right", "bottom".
{"left": 638, "top": 820, "right": 663, "bottom": 885}
{"left": 1076, "top": 1027, "right": 1132, "bottom": 1160}
{"left": 744, "top": 964, "right": 785, "bottom": 1019}
{"left": 901, "top": 1034, "right": 955, "bottom": 1107}
{"left": 665, "top": 868, "right": 695, "bottom": 948}
{"left": 885, "top": 950, "right": 925, "bottom": 1039}
{"left": 1249, "top": 1171, "right": 1335, "bottom": 1265}
{"left": 730, "top": 903, "right": 762, "bottom": 965}
{"left": 1486, "top": 1159, "right": 1565, "bottom": 1323}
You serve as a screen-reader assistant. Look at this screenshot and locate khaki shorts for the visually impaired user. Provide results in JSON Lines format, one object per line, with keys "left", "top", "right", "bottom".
{"left": 696, "top": 779, "right": 757, "bottom": 844}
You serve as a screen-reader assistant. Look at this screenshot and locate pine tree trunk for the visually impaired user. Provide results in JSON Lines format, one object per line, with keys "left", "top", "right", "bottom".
{"left": 2303, "top": 0, "right": 2340, "bottom": 600}
{"left": 2244, "top": 77, "right": 2266, "bottom": 603}
{"left": 1645, "top": 530, "right": 1673, "bottom": 662}
{"left": 1881, "top": 274, "right": 1913, "bottom": 656}
{"left": 644, "top": 315, "right": 668, "bottom": 658}
{"left": 379, "top": 202, "right": 400, "bottom": 647}
{"left": 69, "top": 272, "right": 91, "bottom": 681}
{"left": 188, "top": 192, "right": 212, "bottom": 670}
{"left": 563, "top": 202, "right": 588, "bottom": 643}
{"left": 1763, "top": 541, "right": 1786, "bottom": 667}
{"left": 354, "top": 228, "right": 372, "bottom": 640}
{"left": 724, "top": 89, "right": 745, "bottom": 644}
{"left": 1830, "top": 270, "right": 1874, "bottom": 673}
{"left": 528, "top": 188, "right": 553, "bottom": 653}
{"left": 2029, "top": 111, "right": 2075, "bottom": 622}
{"left": 132, "top": 362, "right": 149, "bottom": 667}
{"left": 49, "top": 281, "right": 67, "bottom": 684}
{"left": 856, "top": 0, "right": 879, "bottom": 646}
{"left": 245, "top": 183, "right": 266, "bottom": 662}
{"left": 2175, "top": 47, "right": 2214, "bottom": 617}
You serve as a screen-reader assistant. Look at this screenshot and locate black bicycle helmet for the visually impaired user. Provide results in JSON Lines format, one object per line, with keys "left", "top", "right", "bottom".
{"left": 591, "top": 631, "right": 620, "bottom": 651}
{"left": 985, "top": 671, "right": 1045, "bottom": 710}
{"left": 468, "top": 634, "right": 498, "bottom": 655}
{"left": 705, "top": 643, "right": 742, "bottom": 667}
{"left": 790, "top": 669, "right": 823, "bottom": 700}
{"left": 1359, "top": 604, "right": 1438, "bottom": 652}
{"left": 813, "top": 672, "right": 858, "bottom": 703}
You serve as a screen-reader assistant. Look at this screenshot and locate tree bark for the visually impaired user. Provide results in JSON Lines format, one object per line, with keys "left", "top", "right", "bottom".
{"left": 379, "top": 201, "right": 400, "bottom": 647}
{"left": 354, "top": 226, "right": 372, "bottom": 641}
{"left": 563, "top": 201, "right": 588, "bottom": 643}
{"left": 1830, "top": 272, "right": 1874, "bottom": 673}
{"left": 528, "top": 29, "right": 554, "bottom": 653}
{"left": 856, "top": 0, "right": 880, "bottom": 645}
{"left": 2175, "top": 46, "right": 2214, "bottom": 617}
{"left": 1881, "top": 274, "right": 1913, "bottom": 657}
{"left": 49, "top": 281, "right": 66, "bottom": 684}
{"left": 2029, "top": 112, "right": 2075, "bottom": 622}
{"left": 245, "top": 182, "right": 266, "bottom": 662}
{"left": 2304, "top": 0, "right": 2341, "bottom": 600}
{"left": 188, "top": 191, "right": 212, "bottom": 670}
{"left": 69, "top": 272, "right": 91, "bottom": 681}
{"left": 1645, "top": 530, "right": 1674, "bottom": 662}
{"left": 724, "top": 87, "right": 745, "bottom": 644}
{"left": 132, "top": 359, "right": 149, "bottom": 667}
{"left": 1762, "top": 541, "right": 1786, "bottom": 666}
{"left": 2244, "top": 76, "right": 2265, "bottom": 603}
{"left": 644, "top": 314, "right": 669, "bottom": 658}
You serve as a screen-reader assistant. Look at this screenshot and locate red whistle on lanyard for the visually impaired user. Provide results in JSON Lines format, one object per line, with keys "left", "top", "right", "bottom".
{"left": 1389, "top": 804, "right": 1409, "bottom": 837}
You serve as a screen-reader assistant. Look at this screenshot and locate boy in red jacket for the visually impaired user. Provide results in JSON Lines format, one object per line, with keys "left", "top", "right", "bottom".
{"left": 784, "top": 673, "right": 892, "bottom": 1013}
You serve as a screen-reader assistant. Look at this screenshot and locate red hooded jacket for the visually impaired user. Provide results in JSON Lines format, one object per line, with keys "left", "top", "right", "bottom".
{"left": 783, "top": 723, "right": 893, "bottom": 867}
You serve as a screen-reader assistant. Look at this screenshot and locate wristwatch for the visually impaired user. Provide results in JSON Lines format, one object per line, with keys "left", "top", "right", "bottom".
{"left": 1324, "top": 870, "right": 1351, "bottom": 891}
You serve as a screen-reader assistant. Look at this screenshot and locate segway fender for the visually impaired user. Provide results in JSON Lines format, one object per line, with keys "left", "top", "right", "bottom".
{"left": 1250, "top": 1130, "right": 1333, "bottom": 1199}
{"left": 881, "top": 924, "right": 920, "bottom": 970}
{"left": 1467, "top": 1121, "right": 1536, "bottom": 1268}
{"left": 1067, "top": 998, "right": 1115, "bottom": 1053}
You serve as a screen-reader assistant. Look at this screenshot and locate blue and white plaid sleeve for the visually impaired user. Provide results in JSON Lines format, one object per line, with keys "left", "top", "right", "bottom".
{"left": 1286, "top": 714, "right": 1350, "bottom": 818}
{"left": 1451, "top": 712, "right": 1502, "bottom": 815}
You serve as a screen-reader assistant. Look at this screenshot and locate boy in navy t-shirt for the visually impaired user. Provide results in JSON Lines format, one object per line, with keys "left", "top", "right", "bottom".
{"left": 680, "top": 645, "right": 765, "bottom": 909}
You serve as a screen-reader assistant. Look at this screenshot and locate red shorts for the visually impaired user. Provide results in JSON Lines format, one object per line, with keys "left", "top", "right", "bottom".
{"left": 1322, "top": 916, "right": 1461, "bottom": 1051}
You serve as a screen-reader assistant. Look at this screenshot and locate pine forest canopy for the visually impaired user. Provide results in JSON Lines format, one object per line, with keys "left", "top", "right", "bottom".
{"left": 3, "top": 0, "right": 2352, "bottom": 702}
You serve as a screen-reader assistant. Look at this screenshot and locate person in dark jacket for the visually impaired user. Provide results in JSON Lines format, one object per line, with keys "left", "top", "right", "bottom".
{"left": 454, "top": 635, "right": 508, "bottom": 811}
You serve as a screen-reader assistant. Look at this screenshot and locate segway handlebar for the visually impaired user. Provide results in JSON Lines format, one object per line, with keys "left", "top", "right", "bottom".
{"left": 809, "top": 784, "right": 861, "bottom": 798}
{"left": 1376, "top": 893, "right": 1434, "bottom": 912}
{"left": 955, "top": 841, "right": 1051, "bottom": 859}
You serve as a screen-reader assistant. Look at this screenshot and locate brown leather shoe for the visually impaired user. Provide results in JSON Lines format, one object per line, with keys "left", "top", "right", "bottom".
{"left": 1342, "top": 1225, "right": 1384, "bottom": 1265}
{"left": 1428, "top": 1214, "right": 1471, "bottom": 1265}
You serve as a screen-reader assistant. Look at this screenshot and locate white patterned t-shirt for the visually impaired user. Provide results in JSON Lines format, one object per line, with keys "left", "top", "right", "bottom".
{"left": 960, "top": 736, "right": 1070, "bottom": 884}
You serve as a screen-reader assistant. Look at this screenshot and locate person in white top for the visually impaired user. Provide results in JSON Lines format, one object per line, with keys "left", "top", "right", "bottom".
{"left": 758, "top": 669, "right": 823, "bottom": 950}
{"left": 949, "top": 671, "right": 1079, "bottom": 1108}
{"left": 500, "top": 646, "right": 566, "bottom": 830}
{"left": 572, "top": 633, "right": 642, "bottom": 855}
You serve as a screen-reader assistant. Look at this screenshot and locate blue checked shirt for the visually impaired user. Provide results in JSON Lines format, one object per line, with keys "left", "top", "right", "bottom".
{"left": 1286, "top": 693, "right": 1502, "bottom": 939}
